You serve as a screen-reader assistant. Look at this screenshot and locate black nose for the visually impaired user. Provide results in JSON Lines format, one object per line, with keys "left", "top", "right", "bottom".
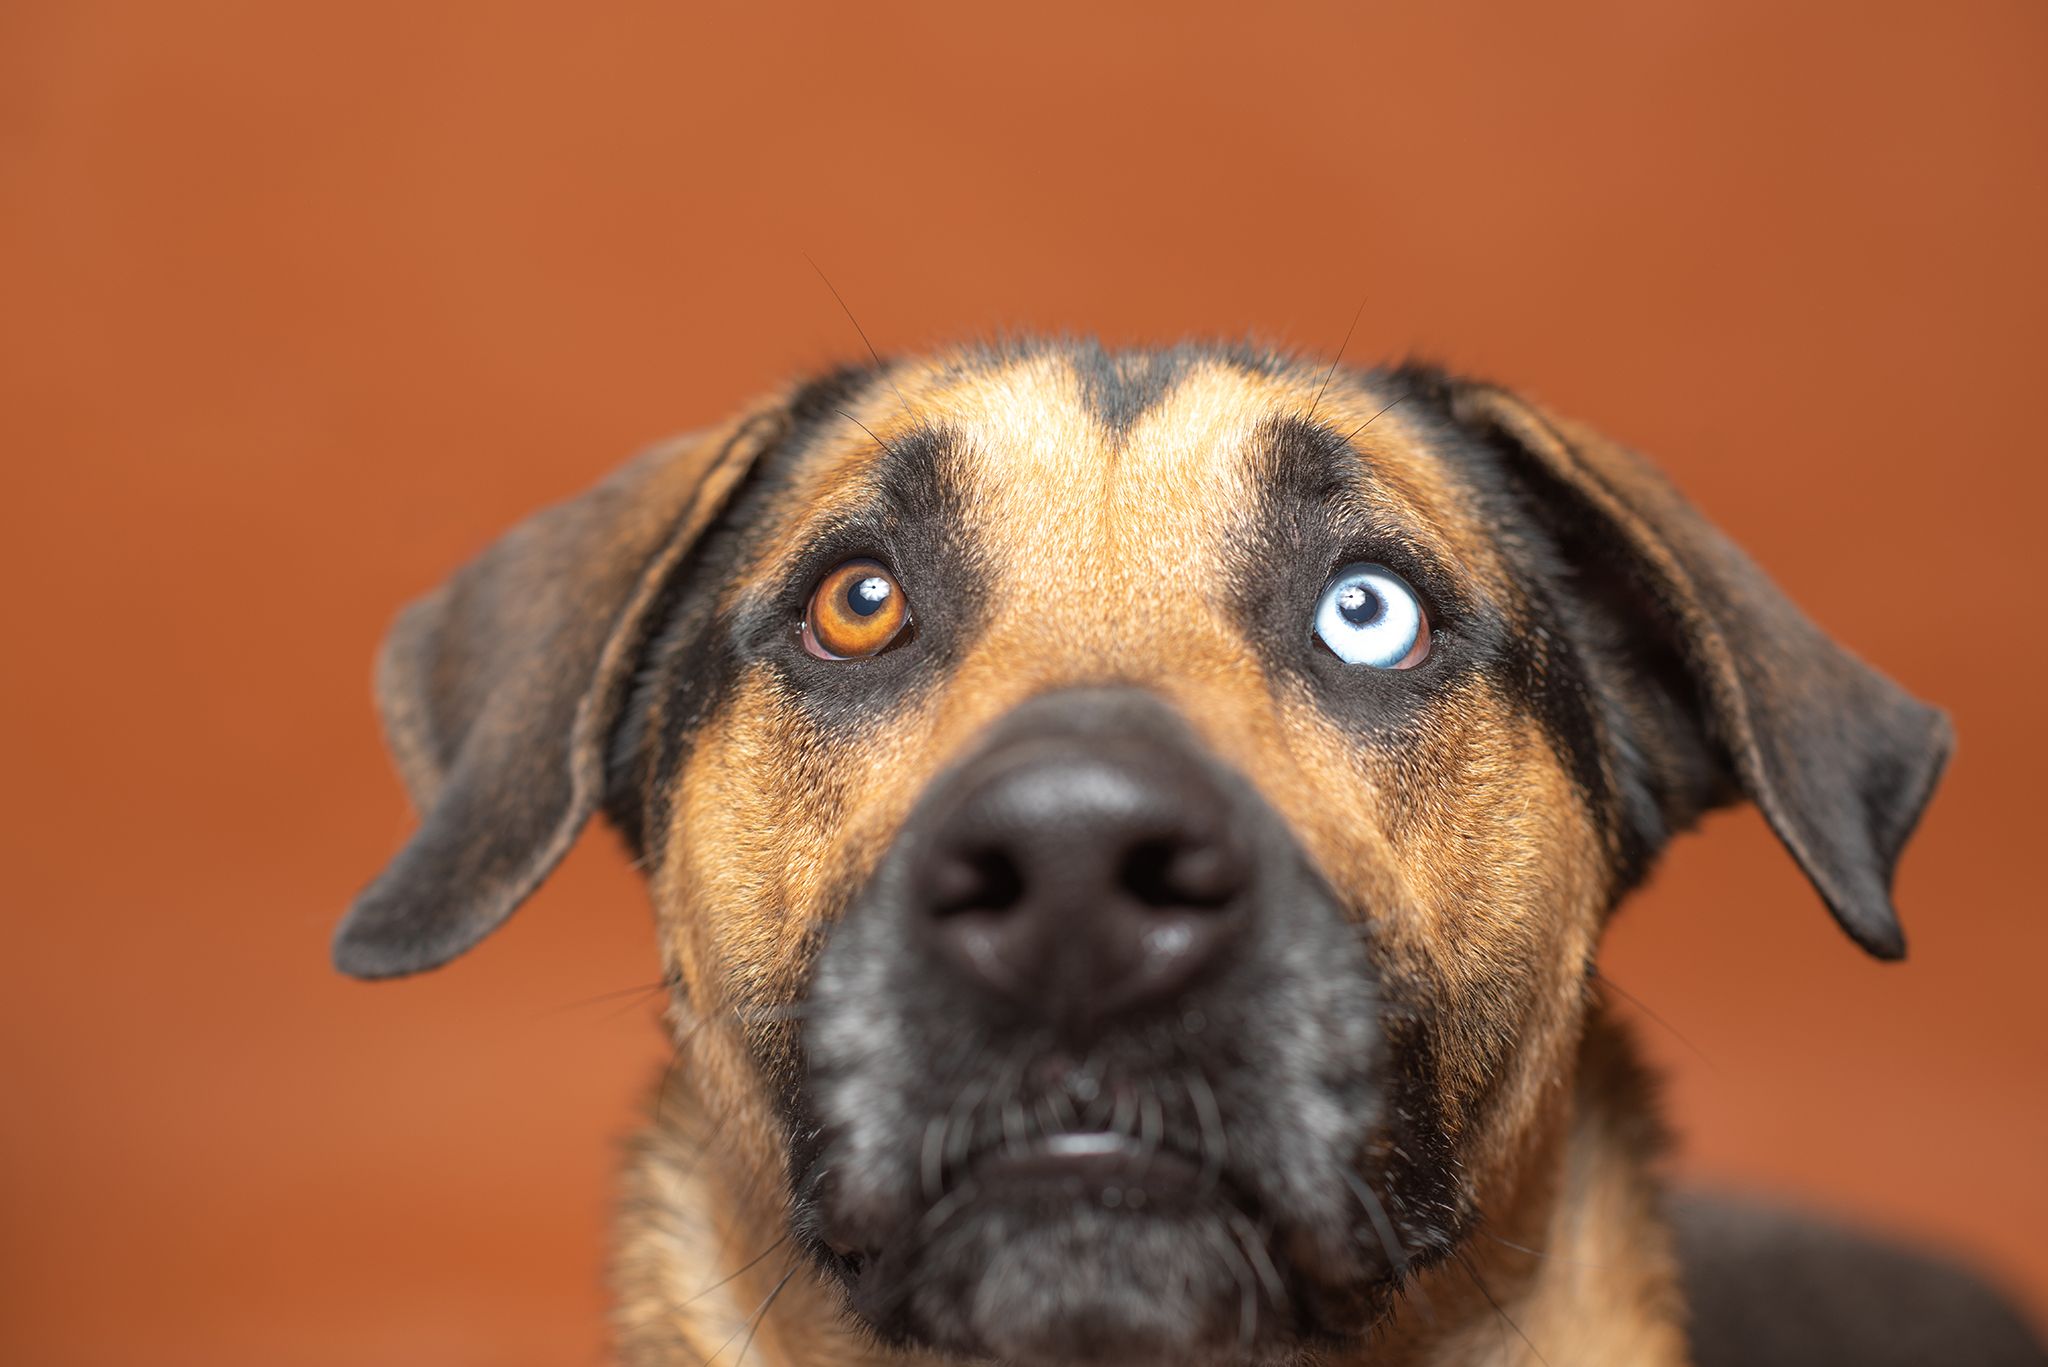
{"left": 916, "top": 735, "right": 1251, "bottom": 1029}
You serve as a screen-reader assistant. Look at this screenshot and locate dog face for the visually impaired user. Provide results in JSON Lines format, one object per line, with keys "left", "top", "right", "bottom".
{"left": 337, "top": 342, "right": 1948, "bottom": 1365}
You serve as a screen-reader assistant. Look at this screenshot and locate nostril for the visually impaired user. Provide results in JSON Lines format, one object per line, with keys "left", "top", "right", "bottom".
{"left": 1120, "top": 837, "right": 1242, "bottom": 911}
{"left": 929, "top": 847, "right": 1026, "bottom": 918}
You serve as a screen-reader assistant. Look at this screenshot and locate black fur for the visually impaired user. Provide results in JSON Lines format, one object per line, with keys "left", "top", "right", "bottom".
{"left": 801, "top": 689, "right": 1415, "bottom": 1363}
{"left": 1069, "top": 340, "right": 1193, "bottom": 437}
{"left": 606, "top": 363, "right": 884, "bottom": 854}
{"left": 338, "top": 340, "right": 1991, "bottom": 1365}
{"left": 1673, "top": 1195, "right": 2048, "bottom": 1367}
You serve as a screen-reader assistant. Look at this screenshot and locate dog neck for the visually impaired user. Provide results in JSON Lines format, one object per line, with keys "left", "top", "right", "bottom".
{"left": 1350, "top": 1011, "right": 1689, "bottom": 1367}
{"left": 613, "top": 1010, "right": 1686, "bottom": 1367}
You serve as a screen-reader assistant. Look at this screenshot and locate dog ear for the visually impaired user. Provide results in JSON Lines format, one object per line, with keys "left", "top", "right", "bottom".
{"left": 333, "top": 403, "right": 791, "bottom": 979}
{"left": 1424, "top": 375, "right": 1951, "bottom": 959}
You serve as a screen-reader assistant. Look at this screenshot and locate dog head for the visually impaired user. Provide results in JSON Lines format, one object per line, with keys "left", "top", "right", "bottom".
{"left": 337, "top": 341, "right": 1948, "bottom": 1365}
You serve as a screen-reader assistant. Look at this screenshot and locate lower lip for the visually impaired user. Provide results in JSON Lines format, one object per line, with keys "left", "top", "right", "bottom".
{"left": 971, "top": 1132, "right": 1207, "bottom": 1203}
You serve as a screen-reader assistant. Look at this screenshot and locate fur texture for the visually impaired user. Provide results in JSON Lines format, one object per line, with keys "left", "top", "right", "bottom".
{"left": 336, "top": 341, "right": 2003, "bottom": 1366}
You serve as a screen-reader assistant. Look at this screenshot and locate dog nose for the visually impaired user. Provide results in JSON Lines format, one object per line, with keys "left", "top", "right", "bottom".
{"left": 916, "top": 741, "right": 1251, "bottom": 1028}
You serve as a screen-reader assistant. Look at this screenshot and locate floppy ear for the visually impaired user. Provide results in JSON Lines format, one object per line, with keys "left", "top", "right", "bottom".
{"left": 1429, "top": 376, "right": 1951, "bottom": 959}
{"left": 334, "top": 402, "right": 791, "bottom": 979}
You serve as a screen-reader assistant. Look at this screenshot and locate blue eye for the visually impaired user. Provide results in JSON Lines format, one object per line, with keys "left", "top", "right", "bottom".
{"left": 1313, "top": 563, "right": 1430, "bottom": 669}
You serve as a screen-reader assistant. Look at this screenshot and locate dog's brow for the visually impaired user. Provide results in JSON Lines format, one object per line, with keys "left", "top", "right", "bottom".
{"left": 729, "top": 417, "right": 966, "bottom": 597}
{"left": 1247, "top": 411, "right": 1479, "bottom": 579}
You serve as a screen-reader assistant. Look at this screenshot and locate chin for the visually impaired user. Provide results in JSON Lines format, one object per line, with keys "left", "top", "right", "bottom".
{"left": 922, "top": 1210, "right": 1249, "bottom": 1364}
{"left": 815, "top": 1120, "right": 1411, "bottom": 1364}
{"left": 852, "top": 1195, "right": 1305, "bottom": 1366}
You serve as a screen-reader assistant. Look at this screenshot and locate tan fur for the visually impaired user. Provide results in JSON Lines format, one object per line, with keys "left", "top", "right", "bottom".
{"left": 615, "top": 1016, "right": 1682, "bottom": 1366}
{"left": 332, "top": 312, "right": 1949, "bottom": 1355}
{"left": 612, "top": 350, "right": 1683, "bottom": 1364}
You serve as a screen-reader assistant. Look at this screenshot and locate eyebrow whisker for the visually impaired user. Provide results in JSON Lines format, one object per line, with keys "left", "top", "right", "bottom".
{"left": 1308, "top": 295, "right": 1368, "bottom": 425}
{"left": 833, "top": 407, "right": 903, "bottom": 460}
{"left": 1342, "top": 393, "right": 1409, "bottom": 445}
{"left": 805, "top": 252, "right": 915, "bottom": 424}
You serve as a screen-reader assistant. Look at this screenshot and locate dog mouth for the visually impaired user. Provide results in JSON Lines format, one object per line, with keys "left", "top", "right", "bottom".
{"left": 969, "top": 1129, "right": 1207, "bottom": 1200}
{"left": 903, "top": 1071, "right": 1249, "bottom": 1239}
{"left": 801, "top": 952, "right": 1412, "bottom": 1362}
{"left": 911, "top": 1056, "right": 1232, "bottom": 1209}
{"left": 818, "top": 1052, "right": 1255, "bottom": 1234}
{"left": 806, "top": 1052, "right": 1379, "bottom": 1366}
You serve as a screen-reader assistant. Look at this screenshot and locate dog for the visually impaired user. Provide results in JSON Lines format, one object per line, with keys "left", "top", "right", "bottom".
{"left": 336, "top": 341, "right": 2044, "bottom": 1366}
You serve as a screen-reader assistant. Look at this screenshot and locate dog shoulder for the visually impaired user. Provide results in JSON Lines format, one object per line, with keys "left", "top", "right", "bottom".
{"left": 1672, "top": 1193, "right": 2046, "bottom": 1367}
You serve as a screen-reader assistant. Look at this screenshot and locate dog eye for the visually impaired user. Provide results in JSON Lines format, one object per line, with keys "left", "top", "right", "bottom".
{"left": 803, "top": 558, "right": 913, "bottom": 660}
{"left": 1312, "top": 563, "right": 1429, "bottom": 669}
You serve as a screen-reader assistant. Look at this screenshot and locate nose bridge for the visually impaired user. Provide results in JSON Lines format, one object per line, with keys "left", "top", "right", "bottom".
{"left": 958, "top": 743, "right": 1171, "bottom": 876}
{"left": 962, "top": 682, "right": 1205, "bottom": 752}
{"left": 948, "top": 601, "right": 1276, "bottom": 749}
{"left": 931, "top": 645, "right": 1314, "bottom": 856}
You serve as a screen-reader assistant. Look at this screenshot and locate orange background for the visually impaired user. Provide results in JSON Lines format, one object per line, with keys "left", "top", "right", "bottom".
{"left": 4, "top": 4, "right": 2044, "bottom": 1363}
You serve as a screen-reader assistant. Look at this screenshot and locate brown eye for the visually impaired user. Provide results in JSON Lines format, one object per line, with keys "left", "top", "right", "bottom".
{"left": 802, "top": 558, "right": 912, "bottom": 660}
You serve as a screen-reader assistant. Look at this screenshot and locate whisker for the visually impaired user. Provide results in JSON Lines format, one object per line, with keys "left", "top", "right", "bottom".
{"left": 1593, "top": 970, "right": 1716, "bottom": 1072}
{"left": 942, "top": 1074, "right": 990, "bottom": 1173}
{"left": 733, "top": 1259, "right": 801, "bottom": 1367}
{"left": 1045, "top": 1085, "right": 1080, "bottom": 1133}
{"left": 1184, "top": 1067, "right": 1227, "bottom": 1191}
{"left": 1341, "top": 1168, "right": 1412, "bottom": 1277}
{"left": 703, "top": 1255, "right": 800, "bottom": 1367}
{"left": 1001, "top": 1094, "right": 1029, "bottom": 1153}
{"left": 1207, "top": 1220, "right": 1260, "bottom": 1351}
{"left": 1343, "top": 393, "right": 1409, "bottom": 445}
{"left": 1454, "top": 1248, "right": 1549, "bottom": 1367}
{"left": 805, "top": 253, "right": 912, "bottom": 421}
{"left": 680, "top": 1233, "right": 790, "bottom": 1307}
{"left": 734, "top": 1001, "right": 810, "bottom": 1024}
{"left": 793, "top": 1151, "right": 833, "bottom": 1203}
{"left": 832, "top": 406, "right": 902, "bottom": 460}
{"left": 1479, "top": 1228, "right": 1610, "bottom": 1271}
{"left": 1108, "top": 1079, "right": 1137, "bottom": 1139}
{"left": 1226, "top": 1208, "right": 1288, "bottom": 1310}
{"left": 535, "top": 977, "right": 673, "bottom": 1018}
{"left": 1307, "top": 296, "right": 1368, "bottom": 425}
{"left": 1033, "top": 1092, "right": 1067, "bottom": 1138}
{"left": 918, "top": 1178, "right": 981, "bottom": 1237}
